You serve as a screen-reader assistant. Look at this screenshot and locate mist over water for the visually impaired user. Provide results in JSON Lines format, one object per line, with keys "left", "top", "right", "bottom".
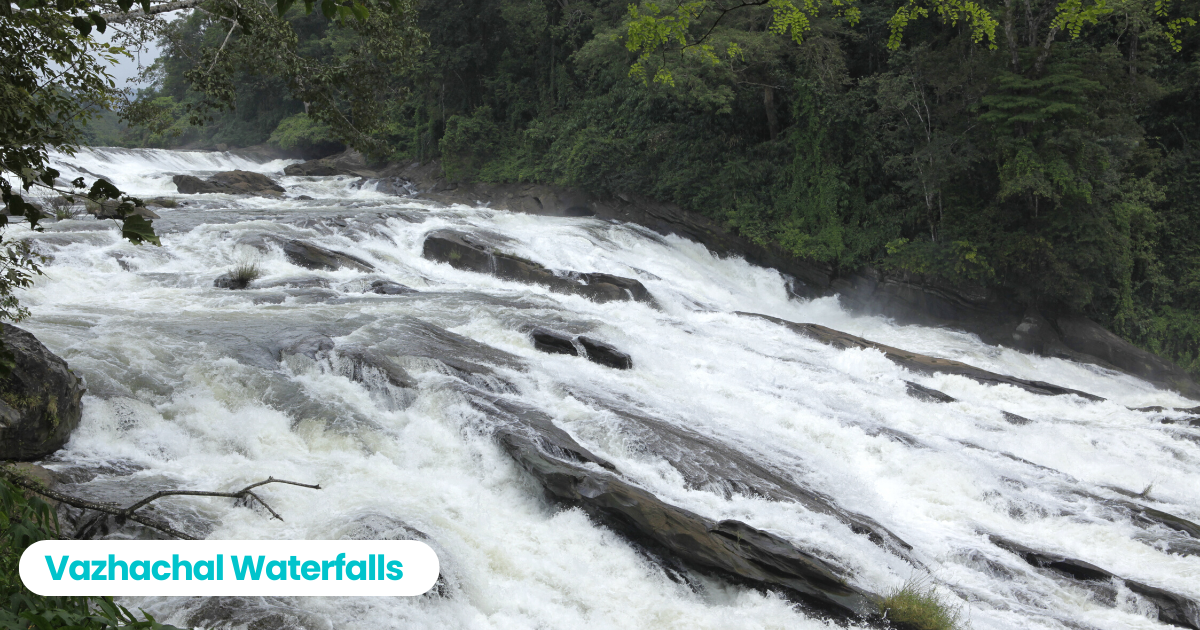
{"left": 16, "top": 147, "right": 1200, "bottom": 629}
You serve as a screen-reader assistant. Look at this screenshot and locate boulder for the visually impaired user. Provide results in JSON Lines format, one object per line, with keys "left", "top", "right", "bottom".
{"left": 578, "top": 336, "right": 632, "bottom": 369}
{"left": 281, "top": 240, "right": 374, "bottom": 272}
{"left": 422, "top": 230, "right": 654, "bottom": 305}
{"left": 0, "top": 324, "right": 85, "bottom": 460}
{"left": 173, "top": 171, "right": 286, "bottom": 196}
{"left": 530, "top": 328, "right": 577, "bottom": 356}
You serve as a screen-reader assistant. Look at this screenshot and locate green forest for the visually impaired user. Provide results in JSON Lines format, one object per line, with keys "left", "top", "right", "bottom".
{"left": 101, "top": 0, "right": 1200, "bottom": 377}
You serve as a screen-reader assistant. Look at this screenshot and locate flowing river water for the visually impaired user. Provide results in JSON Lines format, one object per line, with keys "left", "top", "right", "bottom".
{"left": 13, "top": 147, "right": 1200, "bottom": 629}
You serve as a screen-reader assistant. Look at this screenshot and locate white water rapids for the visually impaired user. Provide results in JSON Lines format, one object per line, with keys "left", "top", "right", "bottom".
{"left": 11, "top": 146, "right": 1199, "bottom": 629}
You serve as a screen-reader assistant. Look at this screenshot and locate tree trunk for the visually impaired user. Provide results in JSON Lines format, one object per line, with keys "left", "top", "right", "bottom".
{"left": 763, "top": 86, "right": 779, "bottom": 141}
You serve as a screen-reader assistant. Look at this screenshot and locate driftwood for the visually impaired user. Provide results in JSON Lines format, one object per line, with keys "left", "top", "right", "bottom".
{"left": 0, "top": 466, "right": 320, "bottom": 540}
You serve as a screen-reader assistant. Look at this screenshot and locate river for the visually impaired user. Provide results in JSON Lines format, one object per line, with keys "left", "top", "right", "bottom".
{"left": 14, "top": 147, "right": 1199, "bottom": 629}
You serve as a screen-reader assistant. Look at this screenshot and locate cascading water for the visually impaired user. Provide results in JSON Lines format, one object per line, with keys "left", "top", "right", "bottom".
{"left": 12, "top": 146, "right": 1199, "bottom": 629}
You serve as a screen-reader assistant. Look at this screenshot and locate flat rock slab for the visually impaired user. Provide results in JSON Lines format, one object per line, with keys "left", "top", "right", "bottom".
{"left": 740, "top": 312, "right": 1104, "bottom": 401}
{"left": 423, "top": 230, "right": 654, "bottom": 305}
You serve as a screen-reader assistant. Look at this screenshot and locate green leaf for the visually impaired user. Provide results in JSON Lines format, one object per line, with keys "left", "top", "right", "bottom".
{"left": 349, "top": 1, "right": 368, "bottom": 21}
{"left": 277, "top": 0, "right": 294, "bottom": 17}
{"left": 117, "top": 0, "right": 133, "bottom": 11}
{"left": 71, "top": 15, "right": 91, "bottom": 36}
{"left": 320, "top": 0, "right": 336, "bottom": 19}
{"left": 88, "top": 11, "right": 107, "bottom": 34}
{"left": 121, "top": 215, "right": 161, "bottom": 246}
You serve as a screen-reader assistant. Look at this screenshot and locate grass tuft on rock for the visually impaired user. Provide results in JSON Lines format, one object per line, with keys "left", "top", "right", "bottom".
{"left": 880, "top": 579, "right": 966, "bottom": 630}
{"left": 233, "top": 262, "right": 261, "bottom": 284}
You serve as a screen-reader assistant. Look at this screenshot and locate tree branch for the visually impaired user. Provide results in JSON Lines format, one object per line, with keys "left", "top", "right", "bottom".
{"left": 1, "top": 466, "right": 320, "bottom": 540}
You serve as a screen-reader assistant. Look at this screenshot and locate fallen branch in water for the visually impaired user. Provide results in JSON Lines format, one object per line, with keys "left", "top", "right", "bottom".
{"left": 0, "top": 466, "right": 320, "bottom": 540}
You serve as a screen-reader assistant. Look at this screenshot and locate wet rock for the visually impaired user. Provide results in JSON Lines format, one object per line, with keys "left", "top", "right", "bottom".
{"left": 367, "top": 279, "right": 415, "bottom": 295}
{"left": 530, "top": 328, "right": 577, "bottom": 356}
{"left": 213, "top": 272, "right": 253, "bottom": 290}
{"left": 1056, "top": 316, "right": 1200, "bottom": 400}
{"left": 578, "top": 336, "right": 632, "bottom": 370}
{"left": 296, "top": 195, "right": 314, "bottom": 200}
{"left": 0, "top": 324, "right": 85, "bottom": 460}
{"left": 483, "top": 396, "right": 881, "bottom": 618}
{"left": 422, "top": 230, "right": 654, "bottom": 305}
{"left": 1002, "top": 411, "right": 1034, "bottom": 425}
{"left": 282, "top": 240, "right": 374, "bottom": 272}
{"left": 571, "top": 393, "right": 915, "bottom": 560}
{"left": 905, "top": 381, "right": 956, "bottom": 403}
{"left": 990, "top": 535, "right": 1200, "bottom": 629}
{"left": 741, "top": 313, "right": 1105, "bottom": 401}
{"left": 284, "top": 149, "right": 371, "bottom": 177}
{"left": 256, "top": 276, "right": 331, "bottom": 290}
{"left": 173, "top": 171, "right": 286, "bottom": 196}
{"left": 279, "top": 333, "right": 335, "bottom": 361}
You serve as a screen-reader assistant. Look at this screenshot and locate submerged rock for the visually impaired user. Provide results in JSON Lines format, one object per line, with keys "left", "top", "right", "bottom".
{"left": 422, "top": 230, "right": 654, "bottom": 305}
{"left": 0, "top": 325, "right": 85, "bottom": 460}
{"left": 741, "top": 312, "right": 1105, "bottom": 401}
{"left": 578, "top": 336, "right": 632, "bottom": 370}
{"left": 173, "top": 171, "right": 286, "bottom": 196}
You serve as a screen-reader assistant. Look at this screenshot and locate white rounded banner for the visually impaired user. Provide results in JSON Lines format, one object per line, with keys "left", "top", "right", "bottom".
{"left": 20, "top": 540, "right": 439, "bottom": 596}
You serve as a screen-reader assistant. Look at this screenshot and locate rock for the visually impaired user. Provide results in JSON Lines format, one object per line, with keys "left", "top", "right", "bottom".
{"left": 367, "top": 279, "right": 415, "bottom": 295}
{"left": 283, "top": 149, "right": 372, "bottom": 177}
{"left": 989, "top": 535, "right": 1200, "bottom": 629}
{"left": 740, "top": 312, "right": 1105, "bottom": 401}
{"left": 142, "top": 197, "right": 177, "bottom": 208}
{"left": 578, "top": 336, "right": 632, "bottom": 369}
{"left": 213, "top": 272, "right": 253, "bottom": 290}
{"left": 173, "top": 171, "right": 286, "bottom": 196}
{"left": 130, "top": 206, "right": 160, "bottom": 219}
{"left": 483, "top": 397, "right": 881, "bottom": 619}
{"left": 0, "top": 324, "right": 85, "bottom": 460}
{"left": 282, "top": 240, "right": 374, "bottom": 272}
{"left": 1057, "top": 315, "right": 1200, "bottom": 399}
{"left": 296, "top": 195, "right": 314, "bottom": 200}
{"left": 85, "top": 199, "right": 122, "bottom": 219}
{"left": 904, "top": 381, "right": 956, "bottom": 403}
{"left": 422, "top": 230, "right": 654, "bottom": 305}
{"left": 1002, "top": 411, "right": 1034, "bottom": 425}
{"left": 530, "top": 328, "right": 577, "bottom": 356}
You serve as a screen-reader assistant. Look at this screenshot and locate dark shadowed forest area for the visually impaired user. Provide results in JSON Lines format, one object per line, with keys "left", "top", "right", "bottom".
{"left": 94, "top": 0, "right": 1200, "bottom": 377}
